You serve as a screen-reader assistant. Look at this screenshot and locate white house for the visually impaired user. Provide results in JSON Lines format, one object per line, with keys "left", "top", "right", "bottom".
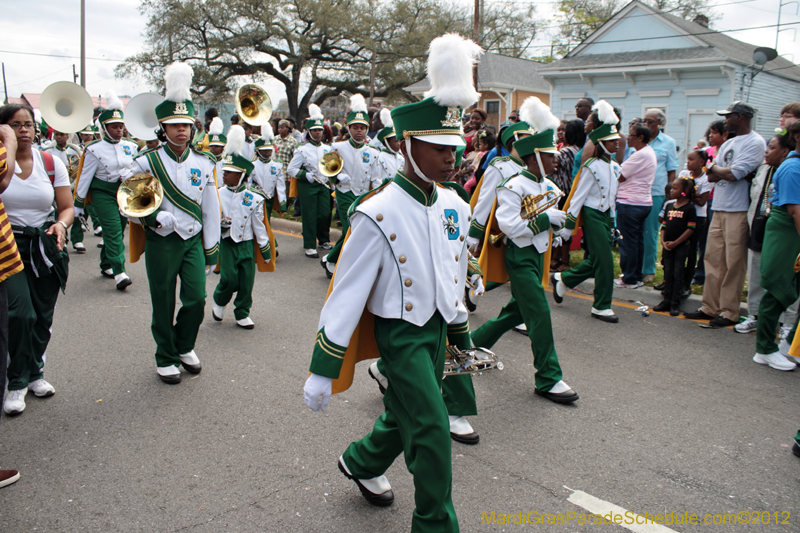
{"left": 540, "top": 0, "right": 800, "bottom": 161}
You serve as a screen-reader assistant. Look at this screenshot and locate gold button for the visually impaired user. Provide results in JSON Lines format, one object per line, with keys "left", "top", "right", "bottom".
{"left": 455, "top": 301, "right": 458, "bottom": 307}
{"left": 460, "top": 235, "right": 464, "bottom": 241}
{"left": 390, "top": 234, "right": 396, "bottom": 241}
{"left": 468, "top": 216, "right": 471, "bottom": 221}
{"left": 189, "top": 228, "right": 193, "bottom": 233}
{"left": 405, "top": 279, "right": 412, "bottom": 287}
{"left": 455, "top": 255, "right": 459, "bottom": 262}
{"left": 405, "top": 303, "right": 413, "bottom": 311}
{"left": 454, "top": 277, "right": 458, "bottom": 283}
{"left": 377, "top": 214, "right": 384, "bottom": 221}
{"left": 240, "top": 224, "right": 244, "bottom": 228}
{"left": 399, "top": 255, "right": 406, "bottom": 263}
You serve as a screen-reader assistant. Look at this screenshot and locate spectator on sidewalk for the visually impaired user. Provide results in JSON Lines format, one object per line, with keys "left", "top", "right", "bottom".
{"left": 779, "top": 102, "right": 800, "bottom": 132}
{"left": 615, "top": 123, "right": 656, "bottom": 288}
{"left": 551, "top": 119, "right": 584, "bottom": 271}
{"left": 681, "top": 149, "right": 713, "bottom": 294}
{"left": 685, "top": 102, "right": 766, "bottom": 327}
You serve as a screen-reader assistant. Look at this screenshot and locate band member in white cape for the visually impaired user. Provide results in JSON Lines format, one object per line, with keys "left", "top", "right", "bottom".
{"left": 251, "top": 123, "right": 288, "bottom": 218}
{"left": 44, "top": 132, "right": 84, "bottom": 253}
{"left": 73, "top": 90, "right": 137, "bottom": 288}
{"left": 212, "top": 125, "right": 275, "bottom": 329}
{"left": 320, "top": 94, "right": 382, "bottom": 273}
{"left": 376, "top": 108, "right": 404, "bottom": 181}
{"left": 303, "top": 34, "right": 481, "bottom": 532}
{"left": 470, "top": 97, "right": 578, "bottom": 403}
{"left": 552, "top": 100, "right": 622, "bottom": 323}
{"left": 129, "top": 62, "right": 221, "bottom": 384}
{"left": 287, "top": 105, "right": 331, "bottom": 257}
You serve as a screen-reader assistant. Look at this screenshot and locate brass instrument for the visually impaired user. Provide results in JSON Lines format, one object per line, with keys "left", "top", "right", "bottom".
{"left": 67, "top": 152, "right": 81, "bottom": 188}
{"left": 795, "top": 253, "right": 800, "bottom": 273}
{"left": 124, "top": 93, "right": 163, "bottom": 141}
{"left": 235, "top": 84, "right": 273, "bottom": 126}
{"left": 443, "top": 346, "right": 503, "bottom": 378}
{"left": 490, "top": 189, "right": 564, "bottom": 247}
{"left": 117, "top": 173, "right": 164, "bottom": 217}
{"left": 318, "top": 152, "right": 343, "bottom": 178}
{"left": 39, "top": 81, "right": 94, "bottom": 135}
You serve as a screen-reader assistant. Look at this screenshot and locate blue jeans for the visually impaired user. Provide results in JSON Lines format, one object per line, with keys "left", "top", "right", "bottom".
{"left": 643, "top": 195, "right": 666, "bottom": 276}
{"left": 616, "top": 202, "right": 651, "bottom": 284}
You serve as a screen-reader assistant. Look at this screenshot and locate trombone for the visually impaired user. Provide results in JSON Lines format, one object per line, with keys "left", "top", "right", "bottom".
{"left": 489, "top": 189, "right": 564, "bottom": 247}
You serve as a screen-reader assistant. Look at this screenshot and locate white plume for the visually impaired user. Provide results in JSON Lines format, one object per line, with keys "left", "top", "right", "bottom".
{"left": 520, "top": 96, "right": 560, "bottom": 134}
{"left": 94, "top": 117, "right": 101, "bottom": 130}
{"left": 593, "top": 100, "right": 619, "bottom": 126}
{"left": 349, "top": 94, "right": 368, "bottom": 114}
{"left": 308, "top": 104, "right": 323, "bottom": 121}
{"left": 380, "top": 108, "right": 393, "bottom": 129}
{"left": 262, "top": 122, "right": 274, "bottom": 142}
{"left": 424, "top": 33, "right": 482, "bottom": 108}
{"left": 34, "top": 109, "right": 42, "bottom": 125}
{"left": 208, "top": 117, "right": 224, "bottom": 135}
{"left": 164, "top": 62, "right": 193, "bottom": 103}
{"left": 224, "top": 125, "right": 245, "bottom": 157}
{"left": 104, "top": 89, "right": 123, "bottom": 111}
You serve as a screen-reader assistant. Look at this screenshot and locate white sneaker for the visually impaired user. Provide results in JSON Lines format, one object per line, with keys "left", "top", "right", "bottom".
{"left": 28, "top": 379, "right": 55, "bottom": 398}
{"left": 368, "top": 361, "right": 388, "bottom": 394}
{"left": 513, "top": 323, "right": 527, "bottom": 334}
{"left": 73, "top": 242, "right": 86, "bottom": 254}
{"left": 179, "top": 350, "right": 202, "bottom": 374}
{"left": 236, "top": 317, "right": 255, "bottom": 329}
{"left": 157, "top": 365, "right": 181, "bottom": 384}
{"left": 3, "top": 388, "right": 27, "bottom": 415}
{"left": 753, "top": 351, "right": 797, "bottom": 371}
{"left": 305, "top": 248, "right": 319, "bottom": 258}
{"left": 212, "top": 302, "right": 225, "bottom": 321}
{"left": 115, "top": 272, "right": 132, "bottom": 290}
{"left": 93, "top": 226, "right": 103, "bottom": 236}
{"left": 613, "top": 279, "right": 641, "bottom": 289}
{"left": 734, "top": 315, "right": 757, "bottom": 334}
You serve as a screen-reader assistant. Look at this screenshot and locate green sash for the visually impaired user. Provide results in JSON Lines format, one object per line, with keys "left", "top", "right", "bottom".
{"left": 145, "top": 151, "right": 202, "bottom": 224}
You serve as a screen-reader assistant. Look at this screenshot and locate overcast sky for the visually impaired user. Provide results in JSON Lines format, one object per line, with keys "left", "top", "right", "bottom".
{"left": 2, "top": 0, "right": 798, "bottom": 103}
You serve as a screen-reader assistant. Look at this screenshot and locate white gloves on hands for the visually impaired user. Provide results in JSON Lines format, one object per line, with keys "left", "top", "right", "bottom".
{"left": 337, "top": 174, "right": 351, "bottom": 185}
{"left": 546, "top": 209, "right": 567, "bottom": 228}
{"left": 466, "top": 236, "right": 480, "bottom": 253}
{"left": 73, "top": 206, "right": 85, "bottom": 217}
{"left": 303, "top": 373, "right": 333, "bottom": 412}
{"left": 552, "top": 236, "right": 563, "bottom": 248}
{"left": 469, "top": 274, "right": 485, "bottom": 297}
{"left": 557, "top": 227, "right": 573, "bottom": 241}
{"left": 156, "top": 211, "right": 177, "bottom": 229}
{"left": 305, "top": 172, "right": 316, "bottom": 184}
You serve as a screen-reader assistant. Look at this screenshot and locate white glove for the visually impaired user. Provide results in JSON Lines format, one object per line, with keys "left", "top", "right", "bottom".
{"left": 546, "top": 209, "right": 566, "bottom": 228}
{"left": 466, "top": 236, "right": 480, "bottom": 253}
{"left": 303, "top": 373, "right": 333, "bottom": 412}
{"left": 558, "top": 227, "right": 573, "bottom": 241}
{"left": 73, "top": 206, "right": 85, "bottom": 217}
{"left": 156, "top": 211, "right": 177, "bottom": 229}
{"left": 469, "top": 274, "right": 485, "bottom": 297}
{"left": 305, "top": 171, "right": 316, "bottom": 184}
{"left": 552, "top": 236, "right": 563, "bottom": 248}
{"left": 337, "top": 173, "right": 351, "bottom": 185}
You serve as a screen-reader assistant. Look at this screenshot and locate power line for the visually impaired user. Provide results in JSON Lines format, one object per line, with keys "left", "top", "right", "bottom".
{"left": 6, "top": 67, "right": 73, "bottom": 89}
{"left": 0, "top": 50, "right": 124, "bottom": 62}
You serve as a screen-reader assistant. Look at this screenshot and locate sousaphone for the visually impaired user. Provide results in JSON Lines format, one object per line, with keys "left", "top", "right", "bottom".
{"left": 39, "top": 81, "right": 94, "bottom": 134}
{"left": 124, "top": 93, "right": 163, "bottom": 141}
{"left": 235, "top": 84, "right": 273, "bottom": 126}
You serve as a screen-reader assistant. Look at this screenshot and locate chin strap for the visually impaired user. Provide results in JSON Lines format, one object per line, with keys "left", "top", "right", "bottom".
{"left": 404, "top": 138, "right": 433, "bottom": 184}
{"left": 102, "top": 123, "right": 120, "bottom": 144}
{"left": 534, "top": 152, "right": 546, "bottom": 180}
{"left": 599, "top": 141, "right": 614, "bottom": 156}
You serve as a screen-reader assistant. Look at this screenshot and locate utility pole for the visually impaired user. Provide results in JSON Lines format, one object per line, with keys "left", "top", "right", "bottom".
{"left": 2, "top": 63, "right": 8, "bottom": 105}
{"left": 80, "top": 0, "right": 86, "bottom": 87}
{"left": 473, "top": 0, "right": 480, "bottom": 89}
{"left": 73, "top": 64, "right": 79, "bottom": 84}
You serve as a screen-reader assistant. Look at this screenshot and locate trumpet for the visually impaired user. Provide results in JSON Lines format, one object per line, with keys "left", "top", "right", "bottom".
{"left": 443, "top": 346, "right": 503, "bottom": 378}
{"left": 490, "top": 189, "right": 564, "bottom": 247}
{"left": 117, "top": 173, "right": 164, "bottom": 218}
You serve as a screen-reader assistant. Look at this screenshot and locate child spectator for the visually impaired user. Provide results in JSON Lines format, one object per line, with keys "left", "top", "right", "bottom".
{"left": 464, "top": 131, "right": 494, "bottom": 194}
{"left": 654, "top": 177, "right": 696, "bottom": 315}
{"left": 680, "top": 150, "right": 712, "bottom": 294}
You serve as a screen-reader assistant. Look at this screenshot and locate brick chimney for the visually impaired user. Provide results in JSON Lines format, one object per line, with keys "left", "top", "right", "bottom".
{"left": 693, "top": 14, "right": 709, "bottom": 27}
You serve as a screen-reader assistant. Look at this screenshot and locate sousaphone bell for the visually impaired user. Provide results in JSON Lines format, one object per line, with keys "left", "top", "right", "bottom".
{"left": 124, "top": 93, "right": 163, "bottom": 141}
{"left": 235, "top": 84, "right": 273, "bottom": 126}
{"left": 117, "top": 173, "right": 164, "bottom": 218}
{"left": 39, "top": 81, "right": 94, "bottom": 134}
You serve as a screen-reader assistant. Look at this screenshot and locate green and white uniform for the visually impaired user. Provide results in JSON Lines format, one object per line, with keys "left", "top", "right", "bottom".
{"left": 287, "top": 140, "right": 331, "bottom": 249}
{"left": 251, "top": 156, "right": 287, "bottom": 218}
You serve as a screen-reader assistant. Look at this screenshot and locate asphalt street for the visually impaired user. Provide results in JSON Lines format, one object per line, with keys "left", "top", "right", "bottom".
{"left": 1, "top": 220, "right": 799, "bottom": 532}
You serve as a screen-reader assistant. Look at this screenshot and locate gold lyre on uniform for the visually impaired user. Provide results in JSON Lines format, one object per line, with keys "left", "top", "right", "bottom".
{"left": 490, "top": 189, "right": 564, "bottom": 247}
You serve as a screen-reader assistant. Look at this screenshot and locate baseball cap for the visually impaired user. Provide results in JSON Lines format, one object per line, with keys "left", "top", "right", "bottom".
{"left": 717, "top": 101, "right": 755, "bottom": 118}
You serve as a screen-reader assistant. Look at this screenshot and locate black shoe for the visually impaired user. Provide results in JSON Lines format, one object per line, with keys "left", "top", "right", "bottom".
{"left": 368, "top": 365, "right": 386, "bottom": 395}
{"left": 320, "top": 258, "right": 333, "bottom": 280}
{"left": 464, "top": 287, "right": 476, "bottom": 312}
{"left": 550, "top": 274, "right": 563, "bottom": 304}
{"left": 100, "top": 269, "right": 114, "bottom": 279}
{"left": 670, "top": 303, "right": 681, "bottom": 316}
{"left": 793, "top": 442, "right": 800, "bottom": 458}
{"left": 709, "top": 315, "right": 737, "bottom": 328}
{"left": 535, "top": 387, "right": 579, "bottom": 404}
{"left": 338, "top": 457, "right": 394, "bottom": 507}
{"left": 654, "top": 282, "right": 665, "bottom": 291}
{"left": 681, "top": 288, "right": 691, "bottom": 300}
{"left": 591, "top": 312, "right": 619, "bottom": 323}
{"left": 652, "top": 300, "right": 670, "bottom": 312}
{"left": 116, "top": 277, "right": 132, "bottom": 291}
{"left": 684, "top": 309, "right": 714, "bottom": 320}
{"left": 158, "top": 373, "right": 181, "bottom": 384}
{"left": 450, "top": 431, "right": 480, "bottom": 445}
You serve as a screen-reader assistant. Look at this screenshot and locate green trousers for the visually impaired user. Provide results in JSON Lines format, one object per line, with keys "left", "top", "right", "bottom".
{"left": 560, "top": 207, "right": 613, "bottom": 311}
{"left": 70, "top": 203, "right": 98, "bottom": 244}
{"left": 376, "top": 359, "right": 477, "bottom": 417}
{"left": 343, "top": 314, "right": 458, "bottom": 533}
{"left": 213, "top": 238, "right": 255, "bottom": 320}
{"left": 6, "top": 235, "right": 62, "bottom": 391}
{"left": 297, "top": 179, "right": 331, "bottom": 249}
{"left": 90, "top": 180, "right": 127, "bottom": 275}
{"left": 470, "top": 243, "right": 563, "bottom": 391}
{"left": 327, "top": 190, "right": 357, "bottom": 264}
{"left": 144, "top": 231, "right": 207, "bottom": 368}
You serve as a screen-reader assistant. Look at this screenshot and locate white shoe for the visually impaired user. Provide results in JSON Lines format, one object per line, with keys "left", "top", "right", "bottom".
{"left": 753, "top": 351, "right": 796, "bottom": 371}
{"left": 115, "top": 272, "right": 132, "bottom": 290}
{"left": 734, "top": 315, "right": 757, "bottom": 334}
{"left": 179, "top": 350, "right": 202, "bottom": 374}
{"left": 28, "top": 379, "right": 55, "bottom": 398}
{"left": 338, "top": 455, "right": 394, "bottom": 506}
{"left": 157, "top": 365, "right": 181, "bottom": 384}
{"left": 236, "top": 317, "right": 255, "bottom": 329}
{"left": 613, "top": 279, "right": 641, "bottom": 289}
{"left": 93, "top": 226, "right": 103, "bottom": 236}
{"left": 305, "top": 248, "right": 319, "bottom": 258}
{"left": 3, "top": 388, "right": 27, "bottom": 415}
{"left": 73, "top": 242, "right": 86, "bottom": 254}
{"left": 97, "top": 240, "right": 104, "bottom": 248}
{"left": 513, "top": 323, "right": 527, "bottom": 334}
{"left": 448, "top": 415, "right": 479, "bottom": 444}
{"left": 212, "top": 302, "right": 225, "bottom": 321}
{"left": 368, "top": 361, "right": 388, "bottom": 394}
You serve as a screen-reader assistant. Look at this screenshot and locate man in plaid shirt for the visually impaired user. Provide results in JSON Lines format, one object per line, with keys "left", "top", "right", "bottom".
{"left": 274, "top": 119, "right": 299, "bottom": 207}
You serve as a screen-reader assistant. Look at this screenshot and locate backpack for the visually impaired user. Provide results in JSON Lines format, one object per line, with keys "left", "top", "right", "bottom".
{"left": 39, "top": 150, "right": 56, "bottom": 185}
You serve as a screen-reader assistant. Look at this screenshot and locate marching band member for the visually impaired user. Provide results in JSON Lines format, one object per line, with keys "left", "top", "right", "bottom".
{"left": 303, "top": 33, "right": 481, "bottom": 532}
{"left": 552, "top": 100, "right": 622, "bottom": 323}
{"left": 78, "top": 124, "right": 95, "bottom": 148}
{"left": 251, "top": 124, "right": 288, "bottom": 219}
{"left": 129, "top": 62, "right": 221, "bottom": 384}
{"left": 471, "top": 97, "right": 578, "bottom": 403}
{"left": 376, "top": 108, "right": 403, "bottom": 181}
{"left": 320, "top": 94, "right": 381, "bottom": 273}
{"left": 287, "top": 105, "right": 331, "bottom": 258}
{"left": 242, "top": 122, "right": 256, "bottom": 161}
{"left": 44, "top": 132, "right": 84, "bottom": 253}
{"left": 206, "top": 116, "right": 226, "bottom": 180}
{"left": 211, "top": 125, "right": 274, "bottom": 329}
{"left": 73, "top": 90, "right": 137, "bottom": 289}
